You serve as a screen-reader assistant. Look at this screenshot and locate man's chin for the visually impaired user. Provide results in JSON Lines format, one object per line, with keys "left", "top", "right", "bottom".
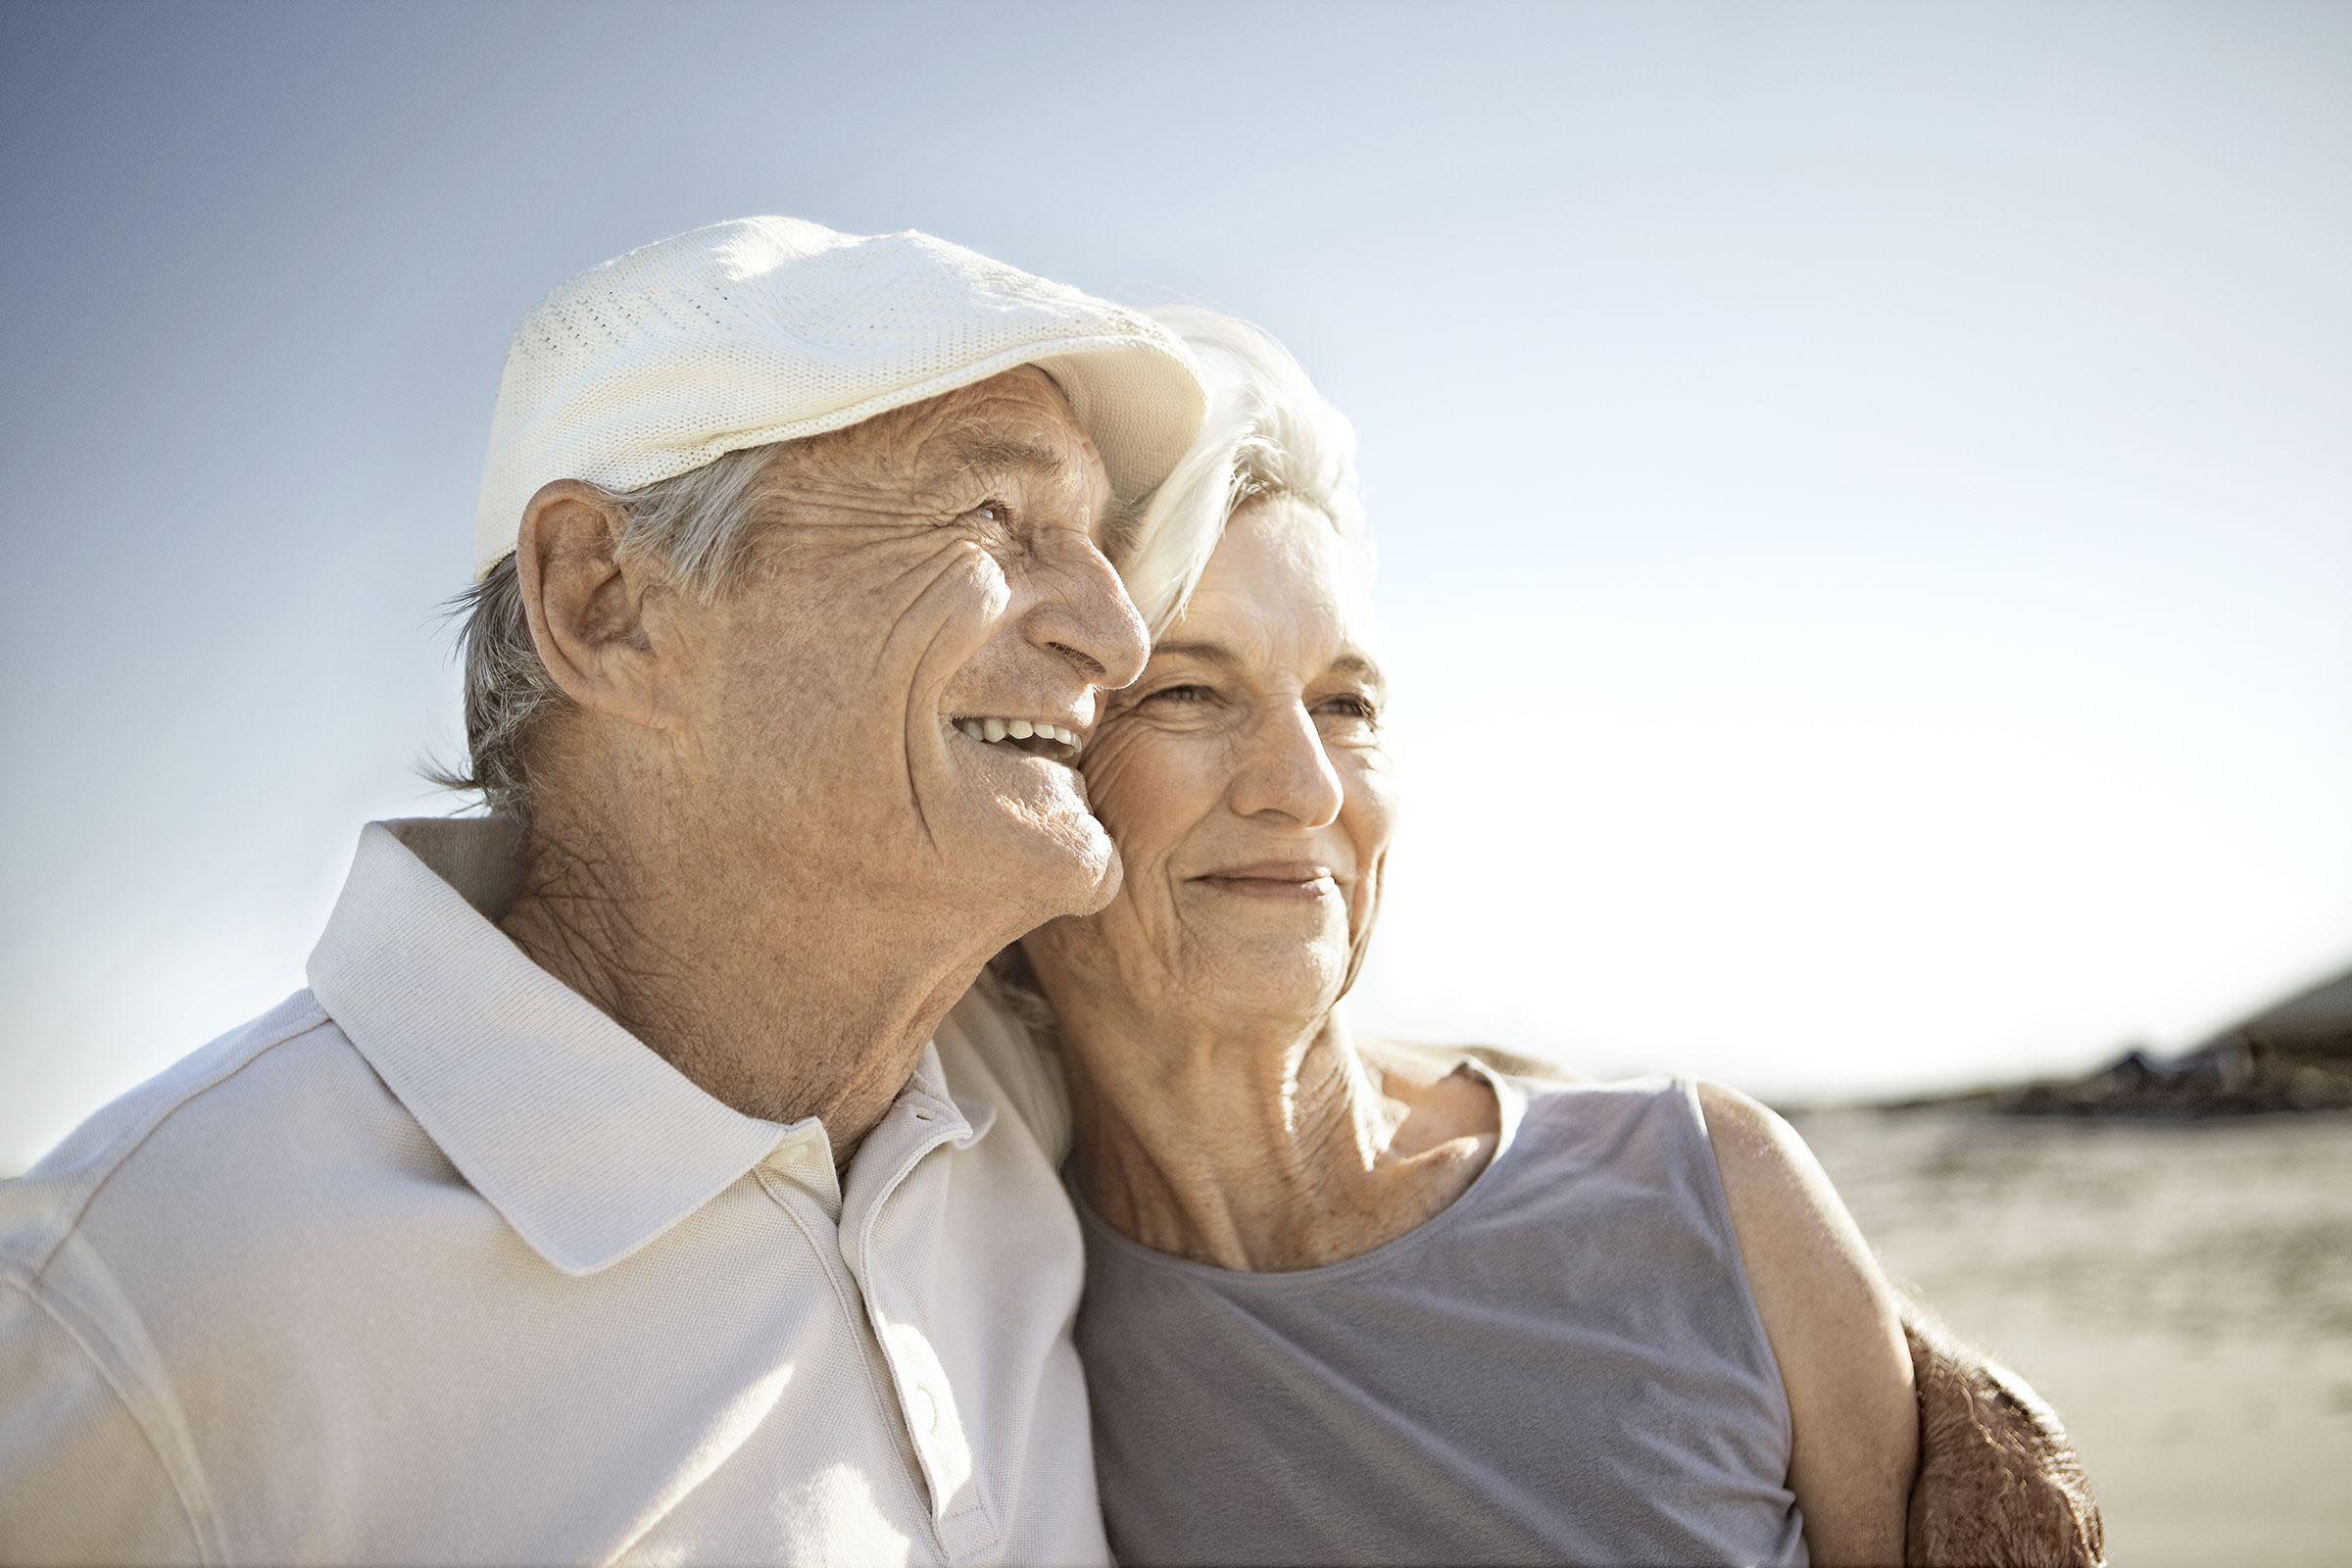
{"left": 960, "top": 799, "right": 1121, "bottom": 926}
{"left": 1029, "top": 808, "right": 1122, "bottom": 918}
{"left": 931, "top": 741, "right": 1119, "bottom": 917}
{"left": 1066, "top": 829, "right": 1123, "bottom": 914}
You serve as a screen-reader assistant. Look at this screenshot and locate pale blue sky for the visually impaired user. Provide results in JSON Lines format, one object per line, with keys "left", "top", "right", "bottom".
{"left": 4, "top": 1, "right": 2348, "bottom": 1171}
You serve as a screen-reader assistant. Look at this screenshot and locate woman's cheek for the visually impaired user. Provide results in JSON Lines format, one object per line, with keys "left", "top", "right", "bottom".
{"left": 1092, "top": 727, "right": 1214, "bottom": 847}
{"left": 1347, "top": 750, "right": 1398, "bottom": 846}
{"left": 1343, "top": 756, "right": 1396, "bottom": 935}
{"left": 1350, "top": 848, "right": 1387, "bottom": 942}
{"left": 1078, "top": 726, "right": 1149, "bottom": 822}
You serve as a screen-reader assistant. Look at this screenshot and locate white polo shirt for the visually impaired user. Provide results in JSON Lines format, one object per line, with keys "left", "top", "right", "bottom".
{"left": 0, "top": 817, "right": 1106, "bottom": 1566}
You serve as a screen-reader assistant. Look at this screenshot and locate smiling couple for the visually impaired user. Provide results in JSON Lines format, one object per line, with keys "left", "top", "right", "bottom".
{"left": 0, "top": 219, "right": 2100, "bottom": 1567}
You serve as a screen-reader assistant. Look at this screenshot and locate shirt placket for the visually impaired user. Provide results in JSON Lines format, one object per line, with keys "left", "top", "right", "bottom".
{"left": 841, "top": 1095, "right": 1003, "bottom": 1565}
{"left": 754, "top": 1131, "right": 948, "bottom": 1564}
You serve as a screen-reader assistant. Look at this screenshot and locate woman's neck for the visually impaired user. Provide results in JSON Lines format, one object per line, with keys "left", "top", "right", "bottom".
{"left": 1057, "top": 996, "right": 1499, "bottom": 1271}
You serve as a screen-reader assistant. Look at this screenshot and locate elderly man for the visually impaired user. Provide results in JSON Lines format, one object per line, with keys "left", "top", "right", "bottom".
{"left": 0, "top": 218, "right": 1202, "bottom": 1564}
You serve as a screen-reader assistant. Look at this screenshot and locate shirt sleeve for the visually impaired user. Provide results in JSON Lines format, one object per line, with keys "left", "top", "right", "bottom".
{"left": 0, "top": 1276, "right": 207, "bottom": 1566}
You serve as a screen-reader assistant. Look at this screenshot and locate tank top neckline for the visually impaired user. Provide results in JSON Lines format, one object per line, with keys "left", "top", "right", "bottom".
{"left": 1068, "top": 1056, "right": 1540, "bottom": 1289}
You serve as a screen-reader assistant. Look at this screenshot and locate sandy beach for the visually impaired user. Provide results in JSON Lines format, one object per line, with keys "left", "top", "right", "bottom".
{"left": 1789, "top": 1106, "right": 2352, "bottom": 1567}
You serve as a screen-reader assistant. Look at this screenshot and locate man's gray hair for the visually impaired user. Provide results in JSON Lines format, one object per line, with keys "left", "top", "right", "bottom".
{"left": 433, "top": 443, "right": 783, "bottom": 818}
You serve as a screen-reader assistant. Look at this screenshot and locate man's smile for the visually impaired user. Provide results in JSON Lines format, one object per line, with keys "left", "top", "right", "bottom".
{"left": 949, "top": 714, "right": 1086, "bottom": 765}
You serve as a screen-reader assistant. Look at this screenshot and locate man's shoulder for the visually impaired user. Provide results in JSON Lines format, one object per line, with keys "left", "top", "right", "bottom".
{"left": 1, "top": 990, "right": 407, "bottom": 1280}
{"left": 933, "top": 979, "right": 1072, "bottom": 1161}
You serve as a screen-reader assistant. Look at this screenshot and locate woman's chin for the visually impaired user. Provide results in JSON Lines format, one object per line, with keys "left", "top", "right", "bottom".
{"left": 1192, "top": 946, "right": 1351, "bottom": 1022}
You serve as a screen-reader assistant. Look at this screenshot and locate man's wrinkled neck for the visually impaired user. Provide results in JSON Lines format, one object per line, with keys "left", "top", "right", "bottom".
{"left": 497, "top": 785, "right": 989, "bottom": 1165}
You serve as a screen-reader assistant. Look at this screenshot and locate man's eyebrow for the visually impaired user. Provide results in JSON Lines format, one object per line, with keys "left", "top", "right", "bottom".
{"left": 1330, "top": 651, "right": 1387, "bottom": 688}
{"left": 941, "top": 433, "right": 1070, "bottom": 484}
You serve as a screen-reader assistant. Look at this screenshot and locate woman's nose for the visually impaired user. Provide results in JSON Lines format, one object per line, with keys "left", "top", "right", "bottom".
{"left": 1229, "top": 704, "right": 1345, "bottom": 829}
{"left": 1023, "top": 534, "right": 1151, "bottom": 691}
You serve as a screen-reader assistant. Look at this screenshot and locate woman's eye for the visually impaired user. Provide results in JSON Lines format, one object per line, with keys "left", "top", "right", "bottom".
{"left": 1144, "top": 684, "right": 1213, "bottom": 706}
{"left": 1317, "top": 694, "right": 1379, "bottom": 722}
{"left": 961, "top": 499, "right": 1010, "bottom": 527}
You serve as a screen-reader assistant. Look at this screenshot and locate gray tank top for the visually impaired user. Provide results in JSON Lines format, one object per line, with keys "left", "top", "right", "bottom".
{"left": 1073, "top": 1071, "right": 1807, "bottom": 1567}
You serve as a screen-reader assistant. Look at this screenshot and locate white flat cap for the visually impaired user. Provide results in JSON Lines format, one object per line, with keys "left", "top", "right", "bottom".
{"left": 471, "top": 217, "right": 1205, "bottom": 578}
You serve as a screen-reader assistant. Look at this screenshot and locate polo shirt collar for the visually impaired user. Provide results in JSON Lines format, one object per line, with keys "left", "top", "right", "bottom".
{"left": 306, "top": 817, "right": 812, "bottom": 1277}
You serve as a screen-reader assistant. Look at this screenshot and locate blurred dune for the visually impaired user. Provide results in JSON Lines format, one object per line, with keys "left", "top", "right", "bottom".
{"left": 1793, "top": 1106, "right": 2352, "bottom": 1567}
{"left": 1787, "top": 961, "right": 2352, "bottom": 1564}
{"left": 1889, "top": 961, "right": 2352, "bottom": 1120}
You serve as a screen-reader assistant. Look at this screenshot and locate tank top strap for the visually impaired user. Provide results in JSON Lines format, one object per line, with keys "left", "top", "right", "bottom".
{"left": 1505, "top": 1070, "right": 1794, "bottom": 1456}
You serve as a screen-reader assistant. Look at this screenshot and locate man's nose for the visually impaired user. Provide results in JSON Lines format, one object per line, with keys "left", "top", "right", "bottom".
{"left": 1023, "top": 535, "right": 1152, "bottom": 691}
{"left": 1229, "top": 703, "right": 1346, "bottom": 830}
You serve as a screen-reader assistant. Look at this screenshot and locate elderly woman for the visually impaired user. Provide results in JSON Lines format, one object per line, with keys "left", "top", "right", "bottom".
{"left": 995, "top": 311, "right": 2013, "bottom": 1567}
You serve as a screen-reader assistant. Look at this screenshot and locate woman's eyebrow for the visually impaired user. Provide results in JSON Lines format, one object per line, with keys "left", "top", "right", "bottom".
{"left": 1150, "top": 641, "right": 1386, "bottom": 690}
{"left": 1149, "top": 640, "right": 1242, "bottom": 668}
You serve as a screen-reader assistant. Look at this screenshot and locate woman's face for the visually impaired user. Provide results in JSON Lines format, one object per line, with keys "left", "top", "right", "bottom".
{"left": 1024, "top": 495, "right": 1396, "bottom": 1028}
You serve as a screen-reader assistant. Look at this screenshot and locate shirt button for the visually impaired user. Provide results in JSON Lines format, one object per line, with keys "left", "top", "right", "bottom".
{"left": 908, "top": 1385, "right": 939, "bottom": 1433}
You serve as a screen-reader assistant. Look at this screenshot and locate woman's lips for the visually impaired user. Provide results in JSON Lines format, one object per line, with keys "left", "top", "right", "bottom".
{"left": 1190, "top": 861, "right": 1341, "bottom": 901}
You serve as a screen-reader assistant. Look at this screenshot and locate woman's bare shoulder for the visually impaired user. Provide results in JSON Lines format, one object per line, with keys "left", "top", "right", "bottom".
{"left": 1692, "top": 1080, "right": 1916, "bottom": 1565}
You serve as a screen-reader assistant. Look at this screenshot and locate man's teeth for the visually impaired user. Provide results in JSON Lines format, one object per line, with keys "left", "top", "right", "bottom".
{"left": 956, "top": 717, "right": 1082, "bottom": 753}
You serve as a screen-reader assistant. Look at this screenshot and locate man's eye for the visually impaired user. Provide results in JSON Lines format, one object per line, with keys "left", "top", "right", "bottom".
{"left": 961, "top": 499, "right": 1011, "bottom": 527}
{"left": 1145, "top": 684, "right": 1213, "bottom": 706}
{"left": 1318, "top": 694, "right": 1379, "bottom": 722}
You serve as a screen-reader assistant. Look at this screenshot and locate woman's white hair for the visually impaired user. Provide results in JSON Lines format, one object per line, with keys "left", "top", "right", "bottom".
{"left": 1117, "top": 306, "right": 1370, "bottom": 635}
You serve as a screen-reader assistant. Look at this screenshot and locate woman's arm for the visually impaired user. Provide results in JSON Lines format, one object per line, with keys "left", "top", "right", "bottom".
{"left": 1697, "top": 1081, "right": 1918, "bottom": 1567}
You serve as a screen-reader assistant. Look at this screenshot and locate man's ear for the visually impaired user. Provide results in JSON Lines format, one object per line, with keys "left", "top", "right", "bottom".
{"left": 513, "top": 479, "right": 679, "bottom": 733}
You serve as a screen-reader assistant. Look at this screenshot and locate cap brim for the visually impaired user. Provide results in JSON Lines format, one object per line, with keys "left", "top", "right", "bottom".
{"left": 473, "top": 330, "right": 1204, "bottom": 579}
{"left": 1031, "top": 336, "right": 1206, "bottom": 507}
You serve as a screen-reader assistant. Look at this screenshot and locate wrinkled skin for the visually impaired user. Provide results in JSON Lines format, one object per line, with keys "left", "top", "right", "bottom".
{"left": 1026, "top": 495, "right": 1395, "bottom": 1041}
{"left": 668, "top": 366, "right": 1145, "bottom": 915}
{"left": 502, "top": 367, "right": 1150, "bottom": 1145}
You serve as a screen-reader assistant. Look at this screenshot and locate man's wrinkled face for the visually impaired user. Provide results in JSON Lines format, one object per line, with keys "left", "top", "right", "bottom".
{"left": 672, "top": 368, "right": 1150, "bottom": 932}
{"left": 1024, "top": 496, "right": 1396, "bottom": 1025}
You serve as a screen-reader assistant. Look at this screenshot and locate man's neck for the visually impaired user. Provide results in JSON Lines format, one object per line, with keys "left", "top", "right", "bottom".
{"left": 1057, "top": 995, "right": 1496, "bottom": 1272}
{"left": 497, "top": 811, "right": 988, "bottom": 1163}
